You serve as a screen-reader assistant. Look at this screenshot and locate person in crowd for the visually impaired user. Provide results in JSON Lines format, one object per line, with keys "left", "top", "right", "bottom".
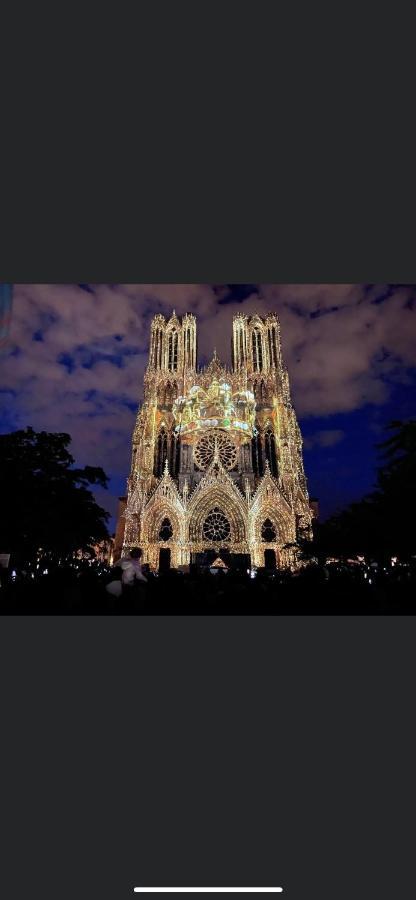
{"left": 105, "top": 548, "right": 147, "bottom": 599}
{"left": 118, "top": 547, "right": 147, "bottom": 593}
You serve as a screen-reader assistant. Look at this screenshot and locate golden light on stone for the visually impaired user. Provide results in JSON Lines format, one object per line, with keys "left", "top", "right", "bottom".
{"left": 194, "top": 431, "right": 238, "bottom": 471}
{"left": 116, "top": 310, "right": 312, "bottom": 572}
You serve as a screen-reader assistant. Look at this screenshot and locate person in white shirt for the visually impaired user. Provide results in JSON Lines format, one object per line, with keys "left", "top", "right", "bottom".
{"left": 105, "top": 548, "right": 147, "bottom": 599}
{"left": 119, "top": 548, "right": 147, "bottom": 588}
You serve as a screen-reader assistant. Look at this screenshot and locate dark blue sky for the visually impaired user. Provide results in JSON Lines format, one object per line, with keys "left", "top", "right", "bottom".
{"left": 1, "top": 283, "right": 415, "bottom": 530}
{"left": 215, "top": 285, "right": 416, "bottom": 516}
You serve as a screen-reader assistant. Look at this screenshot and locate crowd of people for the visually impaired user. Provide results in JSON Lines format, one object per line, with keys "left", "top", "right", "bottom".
{"left": 1, "top": 548, "right": 416, "bottom": 614}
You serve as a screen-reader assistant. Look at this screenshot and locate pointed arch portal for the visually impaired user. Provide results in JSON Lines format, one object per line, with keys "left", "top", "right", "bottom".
{"left": 188, "top": 488, "right": 247, "bottom": 545}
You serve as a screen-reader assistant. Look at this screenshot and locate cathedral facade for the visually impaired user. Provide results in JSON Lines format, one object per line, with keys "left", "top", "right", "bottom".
{"left": 118, "top": 311, "right": 313, "bottom": 571}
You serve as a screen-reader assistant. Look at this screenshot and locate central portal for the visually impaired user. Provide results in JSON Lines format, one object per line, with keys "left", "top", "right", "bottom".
{"left": 191, "top": 549, "right": 250, "bottom": 573}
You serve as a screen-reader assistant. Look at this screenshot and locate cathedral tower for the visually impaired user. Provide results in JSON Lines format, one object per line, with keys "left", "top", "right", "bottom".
{"left": 118, "top": 310, "right": 312, "bottom": 573}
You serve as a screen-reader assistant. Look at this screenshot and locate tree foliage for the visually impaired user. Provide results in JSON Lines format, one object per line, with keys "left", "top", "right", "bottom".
{"left": 0, "top": 427, "right": 110, "bottom": 562}
{"left": 314, "top": 420, "right": 416, "bottom": 560}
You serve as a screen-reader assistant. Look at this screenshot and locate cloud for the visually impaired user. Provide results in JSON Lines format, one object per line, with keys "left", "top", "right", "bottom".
{"left": 1, "top": 283, "right": 415, "bottom": 524}
{"left": 303, "top": 429, "right": 345, "bottom": 450}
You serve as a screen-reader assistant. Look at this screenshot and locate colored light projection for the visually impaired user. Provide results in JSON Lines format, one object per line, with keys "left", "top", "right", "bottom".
{"left": 173, "top": 378, "right": 256, "bottom": 445}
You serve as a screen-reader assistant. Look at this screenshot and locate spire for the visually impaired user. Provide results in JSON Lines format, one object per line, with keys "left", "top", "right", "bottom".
{"left": 163, "top": 458, "right": 170, "bottom": 477}
{"left": 206, "top": 347, "right": 223, "bottom": 377}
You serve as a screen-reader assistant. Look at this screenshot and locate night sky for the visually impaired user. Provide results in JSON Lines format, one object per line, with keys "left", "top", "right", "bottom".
{"left": 1, "top": 283, "right": 415, "bottom": 531}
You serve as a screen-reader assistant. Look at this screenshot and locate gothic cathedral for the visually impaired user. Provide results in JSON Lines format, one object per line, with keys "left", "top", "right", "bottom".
{"left": 116, "top": 311, "right": 313, "bottom": 571}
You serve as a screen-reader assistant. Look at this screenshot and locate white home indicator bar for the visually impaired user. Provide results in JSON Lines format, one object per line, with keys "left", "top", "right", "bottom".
{"left": 134, "top": 890, "right": 283, "bottom": 893}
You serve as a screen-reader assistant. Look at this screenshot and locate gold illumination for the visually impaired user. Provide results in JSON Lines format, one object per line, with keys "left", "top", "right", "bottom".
{"left": 116, "top": 311, "right": 312, "bottom": 572}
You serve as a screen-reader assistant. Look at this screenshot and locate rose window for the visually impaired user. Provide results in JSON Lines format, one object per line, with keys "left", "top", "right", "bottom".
{"left": 202, "top": 508, "right": 231, "bottom": 542}
{"left": 194, "top": 430, "right": 238, "bottom": 471}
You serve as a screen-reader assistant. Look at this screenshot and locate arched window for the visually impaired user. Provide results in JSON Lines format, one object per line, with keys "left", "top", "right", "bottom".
{"left": 154, "top": 427, "right": 168, "bottom": 477}
{"left": 239, "top": 329, "right": 245, "bottom": 365}
{"left": 251, "top": 432, "right": 264, "bottom": 476}
{"left": 159, "top": 518, "right": 173, "bottom": 541}
{"left": 264, "top": 428, "right": 278, "bottom": 477}
{"left": 268, "top": 327, "right": 278, "bottom": 367}
{"left": 152, "top": 329, "right": 158, "bottom": 368}
{"left": 168, "top": 331, "right": 178, "bottom": 371}
{"left": 175, "top": 434, "right": 180, "bottom": 474}
{"left": 154, "top": 329, "right": 163, "bottom": 369}
{"left": 261, "top": 519, "right": 277, "bottom": 542}
{"left": 151, "top": 331, "right": 156, "bottom": 367}
{"left": 268, "top": 329, "right": 272, "bottom": 368}
{"left": 169, "top": 433, "right": 181, "bottom": 476}
{"left": 257, "top": 331, "right": 263, "bottom": 371}
{"left": 252, "top": 330, "right": 263, "bottom": 372}
{"left": 251, "top": 434, "right": 257, "bottom": 474}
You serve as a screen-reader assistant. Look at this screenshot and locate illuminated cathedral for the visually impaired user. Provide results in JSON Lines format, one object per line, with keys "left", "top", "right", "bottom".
{"left": 116, "top": 311, "right": 313, "bottom": 571}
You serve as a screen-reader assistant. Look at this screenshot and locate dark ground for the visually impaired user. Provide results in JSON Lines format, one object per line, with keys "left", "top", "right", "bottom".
{"left": 1, "top": 564, "right": 415, "bottom": 614}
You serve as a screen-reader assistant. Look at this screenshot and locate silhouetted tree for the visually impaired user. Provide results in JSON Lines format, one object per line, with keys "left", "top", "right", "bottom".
{"left": 0, "top": 427, "right": 110, "bottom": 564}
{"left": 316, "top": 420, "right": 416, "bottom": 561}
{"left": 373, "top": 419, "right": 416, "bottom": 558}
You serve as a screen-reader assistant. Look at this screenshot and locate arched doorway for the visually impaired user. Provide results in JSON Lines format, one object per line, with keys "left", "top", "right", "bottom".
{"left": 159, "top": 547, "right": 171, "bottom": 572}
{"left": 188, "top": 491, "right": 246, "bottom": 546}
{"left": 264, "top": 548, "right": 276, "bottom": 569}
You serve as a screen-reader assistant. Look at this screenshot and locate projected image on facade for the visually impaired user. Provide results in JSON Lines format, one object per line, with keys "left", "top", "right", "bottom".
{"left": 117, "top": 311, "right": 313, "bottom": 571}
